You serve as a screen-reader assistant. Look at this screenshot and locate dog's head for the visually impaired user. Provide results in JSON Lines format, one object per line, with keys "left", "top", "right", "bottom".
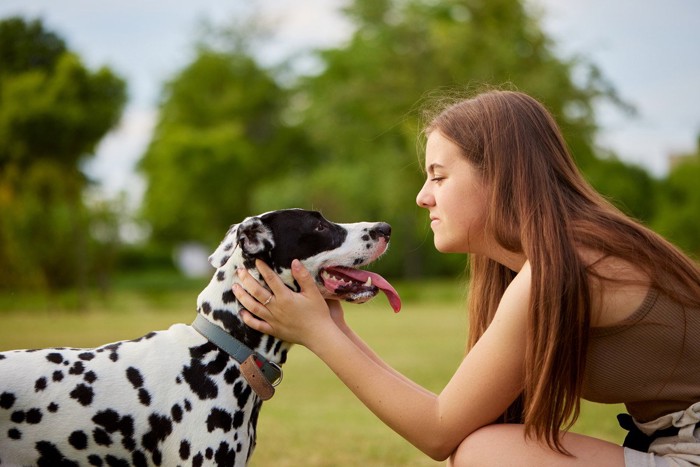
{"left": 209, "top": 209, "right": 401, "bottom": 312}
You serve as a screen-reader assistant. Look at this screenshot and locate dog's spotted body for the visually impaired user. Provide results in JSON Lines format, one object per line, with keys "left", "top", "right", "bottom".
{"left": 0, "top": 209, "right": 400, "bottom": 466}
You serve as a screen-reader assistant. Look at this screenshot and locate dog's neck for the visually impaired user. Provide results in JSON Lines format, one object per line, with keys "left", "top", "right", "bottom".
{"left": 195, "top": 251, "right": 291, "bottom": 367}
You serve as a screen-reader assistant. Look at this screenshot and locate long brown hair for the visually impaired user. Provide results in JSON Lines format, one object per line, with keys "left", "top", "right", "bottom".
{"left": 424, "top": 90, "right": 700, "bottom": 452}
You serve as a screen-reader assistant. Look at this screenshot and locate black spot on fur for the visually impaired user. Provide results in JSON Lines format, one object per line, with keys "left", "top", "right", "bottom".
{"left": 79, "top": 352, "right": 95, "bottom": 361}
{"left": 99, "top": 343, "right": 121, "bottom": 362}
{"left": 93, "top": 409, "right": 120, "bottom": 432}
{"left": 180, "top": 440, "right": 191, "bottom": 460}
{"left": 233, "top": 381, "right": 252, "bottom": 408}
{"left": 69, "top": 361, "right": 85, "bottom": 375}
{"left": 189, "top": 342, "right": 217, "bottom": 360}
{"left": 206, "top": 407, "right": 233, "bottom": 433}
{"left": 69, "top": 384, "right": 94, "bottom": 406}
{"left": 171, "top": 404, "right": 183, "bottom": 422}
{"left": 131, "top": 451, "right": 148, "bottom": 467}
{"left": 206, "top": 350, "right": 229, "bottom": 375}
{"left": 88, "top": 455, "right": 103, "bottom": 466}
{"left": 216, "top": 270, "right": 225, "bottom": 281}
{"left": 221, "top": 289, "right": 236, "bottom": 304}
{"left": 35, "top": 377, "right": 48, "bottom": 392}
{"left": 192, "top": 453, "right": 203, "bottom": 467}
{"left": 11, "top": 410, "right": 24, "bottom": 423}
{"left": 8, "top": 427, "right": 21, "bottom": 439}
{"left": 126, "top": 367, "right": 144, "bottom": 388}
{"left": 215, "top": 441, "right": 238, "bottom": 465}
{"left": 105, "top": 455, "right": 129, "bottom": 467}
{"left": 232, "top": 410, "right": 244, "bottom": 429}
{"left": 92, "top": 410, "right": 136, "bottom": 451}
{"left": 138, "top": 388, "right": 151, "bottom": 406}
{"left": 26, "top": 407, "right": 42, "bottom": 423}
{"left": 141, "top": 413, "right": 173, "bottom": 457}
{"left": 46, "top": 353, "right": 63, "bottom": 364}
{"left": 224, "top": 365, "right": 241, "bottom": 384}
{"left": 35, "top": 441, "right": 79, "bottom": 466}
{"left": 0, "top": 391, "right": 15, "bottom": 409}
{"left": 53, "top": 370, "right": 64, "bottom": 381}
{"left": 84, "top": 371, "right": 97, "bottom": 383}
{"left": 201, "top": 301, "right": 212, "bottom": 315}
{"left": 182, "top": 360, "right": 218, "bottom": 400}
{"left": 69, "top": 430, "right": 89, "bottom": 450}
{"left": 264, "top": 336, "right": 275, "bottom": 353}
{"left": 93, "top": 427, "right": 112, "bottom": 446}
{"left": 48, "top": 402, "right": 59, "bottom": 412}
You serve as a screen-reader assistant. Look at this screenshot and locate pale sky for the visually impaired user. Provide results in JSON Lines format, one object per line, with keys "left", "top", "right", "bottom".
{"left": 1, "top": 0, "right": 698, "bottom": 206}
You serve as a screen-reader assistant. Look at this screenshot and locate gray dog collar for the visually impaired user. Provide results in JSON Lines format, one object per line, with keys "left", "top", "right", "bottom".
{"left": 191, "top": 315, "right": 283, "bottom": 393}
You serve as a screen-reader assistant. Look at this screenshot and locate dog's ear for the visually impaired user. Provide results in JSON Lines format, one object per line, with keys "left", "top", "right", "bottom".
{"left": 236, "top": 217, "right": 275, "bottom": 259}
{"left": 208, "top": 224, "right": 239, "bottom": 268}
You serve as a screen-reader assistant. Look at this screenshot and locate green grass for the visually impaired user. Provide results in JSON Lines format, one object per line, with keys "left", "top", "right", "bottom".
{"left": 0, "top": 279, "right": 625, "bottom": 465}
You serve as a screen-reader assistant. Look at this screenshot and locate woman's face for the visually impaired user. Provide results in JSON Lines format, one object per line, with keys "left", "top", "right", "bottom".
{"left": 416, "top": 131, "right": 489, "bottom": 254}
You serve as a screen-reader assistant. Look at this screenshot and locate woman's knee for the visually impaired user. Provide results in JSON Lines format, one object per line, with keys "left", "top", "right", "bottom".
{"left": 448, "top": 424, "right": 507, "bottom": 467}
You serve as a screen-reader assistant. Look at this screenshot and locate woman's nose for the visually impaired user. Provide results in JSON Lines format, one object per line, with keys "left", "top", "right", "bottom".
{"left": 416, "top": 183, "right": 433, "bottom": 208}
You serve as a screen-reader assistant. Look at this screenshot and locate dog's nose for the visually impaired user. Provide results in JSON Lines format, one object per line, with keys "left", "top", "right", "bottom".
{"left": 369, "top": 223, "right": 391, "bottom": 240}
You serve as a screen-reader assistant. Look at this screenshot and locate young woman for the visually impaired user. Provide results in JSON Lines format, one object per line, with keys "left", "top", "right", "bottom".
{"left": 233, "top": 90, "right": 700, "bottom": 466}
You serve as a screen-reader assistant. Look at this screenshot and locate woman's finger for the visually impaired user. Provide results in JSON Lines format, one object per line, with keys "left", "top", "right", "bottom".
{"left": 232, "top": 283, "right": 271, "bottom": 318}
{"left": 240, "top": 309, "right": 274, "bottom": 334}
{"left": 236, "top": 267, "right": 272, "bottom": 305}
{"left": 291, "top": 259, "right": 319, "bottom": 294}
{"left": 255, "top": 259, "right": 290, "bottom": 297}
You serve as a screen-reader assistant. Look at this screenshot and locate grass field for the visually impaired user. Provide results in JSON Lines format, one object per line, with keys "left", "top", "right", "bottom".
{"left": 0, "top": 276, "right": 626, "bottom": 465}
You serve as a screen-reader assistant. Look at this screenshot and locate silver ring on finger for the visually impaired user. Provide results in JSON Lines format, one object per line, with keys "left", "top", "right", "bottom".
{"left": 262, "top": 295, "right": 274, "bottom": 306}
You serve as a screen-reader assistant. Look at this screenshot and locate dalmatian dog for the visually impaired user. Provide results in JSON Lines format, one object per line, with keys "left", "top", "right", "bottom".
{"left": 0, "top": 209, "right": 401, "bottom": 467}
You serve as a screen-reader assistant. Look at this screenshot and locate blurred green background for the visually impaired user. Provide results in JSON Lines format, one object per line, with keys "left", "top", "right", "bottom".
{"left": 1, "top": 0, "right": 699, "bottom": 294}
{"left": 0, "top": 0, "right": 696, "bottom": 463}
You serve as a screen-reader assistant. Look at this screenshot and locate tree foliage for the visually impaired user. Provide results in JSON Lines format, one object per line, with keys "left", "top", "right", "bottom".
{"left": 652, "top": 138, "right": 700, "bottom": 258}
{"left": 0, "top": 17, "right": 127, "bottom": 290}
{"left": 138, "top": 46, "right": 314, "bottom": 247}
{"left": 137, "top": 0, "right": 695, "bottom": 277}
{"left": 251, "top": 0, "right": 638, "bottom": 276}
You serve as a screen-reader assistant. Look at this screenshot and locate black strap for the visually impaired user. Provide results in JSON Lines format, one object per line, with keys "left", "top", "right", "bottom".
{"left": 617, "top": 413, "right": 680, "bottom": 452}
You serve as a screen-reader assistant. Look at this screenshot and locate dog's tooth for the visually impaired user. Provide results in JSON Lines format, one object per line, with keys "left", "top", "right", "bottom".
{"left": 365, "top": 277, "right": 372, "bottom": 287}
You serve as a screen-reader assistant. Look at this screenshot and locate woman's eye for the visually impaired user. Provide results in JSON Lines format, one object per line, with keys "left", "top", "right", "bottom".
{"left": 430, "top": 176, "right": 444, "bottom": 183}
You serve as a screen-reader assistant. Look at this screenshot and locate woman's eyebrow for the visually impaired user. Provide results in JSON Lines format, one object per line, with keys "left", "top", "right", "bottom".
{"left": 427, "top": 163, "right": 444, "bottom": 174}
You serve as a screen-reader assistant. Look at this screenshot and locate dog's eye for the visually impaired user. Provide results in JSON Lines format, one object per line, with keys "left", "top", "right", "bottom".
{"left": 315, "top": 223, "right": 326, "bottom": 232}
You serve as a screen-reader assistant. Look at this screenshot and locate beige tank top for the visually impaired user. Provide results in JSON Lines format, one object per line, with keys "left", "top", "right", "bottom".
{"left": 582, "top": 289, "right": 700, "bottom": 422}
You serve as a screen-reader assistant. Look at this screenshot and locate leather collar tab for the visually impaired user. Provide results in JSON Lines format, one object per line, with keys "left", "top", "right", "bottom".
{"left": 192, "top": 314, "right": 282, "bottom": 400}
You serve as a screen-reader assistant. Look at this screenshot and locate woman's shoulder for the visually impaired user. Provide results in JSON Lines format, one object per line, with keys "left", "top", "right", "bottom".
{"left": 582, "top": 252, "right": 651, "bottom": 327}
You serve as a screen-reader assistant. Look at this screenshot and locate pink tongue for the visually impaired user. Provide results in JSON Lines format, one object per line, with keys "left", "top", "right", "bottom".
{"left": 326, "top": 267, "right": 402, "bottom": 312}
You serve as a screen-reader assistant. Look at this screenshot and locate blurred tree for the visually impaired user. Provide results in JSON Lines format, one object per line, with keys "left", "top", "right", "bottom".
{"left": 138, "top": 43, "right": 314, "bottom": 247}
{"left": 139, "top": 0, "right": 663, "bottom": 278}
{"left": 652, "top": 137, "right": 700, "bottom": 258}
{"left": 256, "top": 0, "right": 640, "bottom": 277}
{"left": 0, "top": 17, "right": 126, "bottom": 290}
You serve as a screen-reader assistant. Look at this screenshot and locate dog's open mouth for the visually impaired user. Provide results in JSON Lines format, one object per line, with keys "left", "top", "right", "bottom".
{"left": 319, "top": 266, "right": 401, "bottom": 312}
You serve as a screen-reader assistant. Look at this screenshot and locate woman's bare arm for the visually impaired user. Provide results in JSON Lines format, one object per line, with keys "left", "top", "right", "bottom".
{"left": 234, "top": 260, "right": 531, "bottom": 460}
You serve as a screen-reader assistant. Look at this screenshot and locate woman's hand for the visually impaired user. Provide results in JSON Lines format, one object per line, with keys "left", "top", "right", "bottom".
{"left": 232, "top": 259, "right": 336, "bottom": 346}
